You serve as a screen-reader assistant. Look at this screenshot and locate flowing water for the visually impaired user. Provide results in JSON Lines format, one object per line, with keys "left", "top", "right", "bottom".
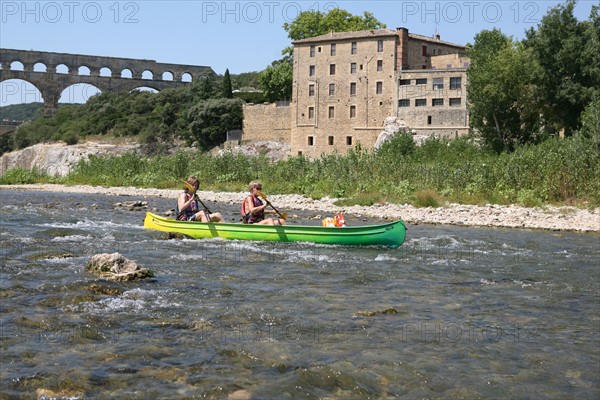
{"left": 1, "top": 189, "right": 598, "bottom": 399}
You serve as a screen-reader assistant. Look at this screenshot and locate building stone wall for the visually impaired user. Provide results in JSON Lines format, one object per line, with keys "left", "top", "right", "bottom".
{"left": 290, "top": 31, "right": 398, "bottom": 158}
{"left": 403, "top": 31, "right": 467, "bottom": 70}
{"left": 397, "top": 69, "right": 469, "bottom": 137}
{"left": 241, "top": 28, "right": 470, "bottom": 159}
{"left": 430, "top": 53, "right": 470, "bottom": 69}
{"left": 242, "top": 103, "right": 291, "bottom": 143}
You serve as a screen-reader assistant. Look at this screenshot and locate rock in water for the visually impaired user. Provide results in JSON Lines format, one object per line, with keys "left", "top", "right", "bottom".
{"left": 86, "top": 252, "right": 153, "bottom": 281}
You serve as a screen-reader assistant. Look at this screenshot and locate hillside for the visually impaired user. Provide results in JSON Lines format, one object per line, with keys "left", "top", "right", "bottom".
{"left": 0, "top": 103, "right": 43, "bottom": 121}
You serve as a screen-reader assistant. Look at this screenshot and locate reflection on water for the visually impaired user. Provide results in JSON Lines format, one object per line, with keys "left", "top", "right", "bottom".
{"left": 1, "top": 190, "right": 598, "bottom": 399}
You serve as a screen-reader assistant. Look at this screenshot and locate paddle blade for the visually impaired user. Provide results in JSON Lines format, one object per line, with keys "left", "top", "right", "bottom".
{"left": 280, "top": 212, "right": 288, "bottom": 220}
{"left": 182, "top": 180, "right": 196, "bottom": 194}
{"left": 256, "top": 190, "right": 267, "bottom": 200}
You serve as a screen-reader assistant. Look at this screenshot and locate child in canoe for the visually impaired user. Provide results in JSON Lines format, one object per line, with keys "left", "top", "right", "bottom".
{"left": 177, "top": 176, "right": 223, "bottom": 222}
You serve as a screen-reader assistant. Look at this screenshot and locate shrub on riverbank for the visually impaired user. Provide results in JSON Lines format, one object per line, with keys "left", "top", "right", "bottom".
{"left": 1, "top": 133, "right": 598, "bottom": 208}
{"left": 56, "top": 133, "right": 600, "bottom": 208}
{"left": 0, "top": 167, "right": 56, "bottom": 185}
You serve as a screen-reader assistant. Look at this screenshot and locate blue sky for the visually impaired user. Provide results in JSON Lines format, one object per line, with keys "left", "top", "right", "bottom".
{"left": 1, "top": 0, "right": 597, "bottom": 106}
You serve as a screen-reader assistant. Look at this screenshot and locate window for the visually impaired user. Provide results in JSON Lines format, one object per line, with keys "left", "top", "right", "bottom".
{"left": 427, "top": 116, "right": 432, "bottom": 125}
{"left": 399, "top": 79, "right": 411, "bottom": 86}
{"left": 328, "top": 136, "right": 334, "bottom": 145}
{"left": 328, "top": 106, "right": 335, "bottom": 119}
{"left": 308, "top": 136, "right": 314, "bottom": 146}
{"left": 433, "top": 78, "right": 444, "bottom": 90}
{"left": 422, "top": 45, "right": 428, "bottom": 56}
{"left": 398, "top": 99, "right": 410, "bottom": 107}
{"left": 350, "top": 62, "right": 357, "bottom": 74}
{"left": 329, "top": 83, "right": 335, "bottom": 96}
{"left": 416, "top": 78, "right": 427, "bottom": 85}
{"left": 432, "top": 98, "right": 444, "bottom": 106}
{"left": 351, "top": 41, "right": 357, "bottom": 54}
{"left": 309, "top": 84, "right": 315, "bottom": 96}
{"left": 350, "top": 105, "right": 356, "bottom": 118}
{"left": 346, "top": 136, "right": 353, "bottom": 145}
{"left": 309, "top": 65, "right": 315, "bottom": 76}
{"left": 449, "top": 98, "right": 462, "bottom": 107}
{"left": 330, "top": 44, "right": 336, "bottom": 56}
{"left": 376, "top": 81, "right": 383, "bottom": 94}
{"left": 415, "top": 99, "right": 427, "bottom": 107}
{"left": 450, "top": 77, "right": 462, "bottom": 90}
{"left": 350, "top": 82, "right": 356, "bottom": 96}
{"left": 377, "top": 60, "right": 383, "bottom": 72}
{"left": 377, "top": 40, "right": 383, "bottom": 52}
{"left": 330, "top": 64, "right": 336, "bottom": 75}
{"left": 310, "top": 45, "right": 315, "bottom": 57}
{"left": 308, "top": 107, "right": 314, "bottom": 118}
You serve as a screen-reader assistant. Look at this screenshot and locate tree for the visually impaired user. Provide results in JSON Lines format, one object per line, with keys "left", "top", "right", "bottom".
{"left": 258, "top": 61, "right": 293, "bottom": 102}
{"left": 523, "top": 0, "right": 600, "bottom": 135}
{"left": 580, "top": 97, "right": 600, "bottom": 149}
{"left": 467, "top": 29, "right": 542, "bottom": 152}
{"left": 222, "top": 69, "right": 233, "bottom": 99}
{"left": 230, "top": 71, "right": 261, "bottom": 90}
{"left": 283, "top": 9, "right": 385, "bottom": 41}
{"left": 188, "top": 74, "right": 217, "bottom": 101}
{"left": 280, "top": 9, "right": 386, "bottom": 60}
{"left": 187, "top": 98, "right": 243, "bottom": 149}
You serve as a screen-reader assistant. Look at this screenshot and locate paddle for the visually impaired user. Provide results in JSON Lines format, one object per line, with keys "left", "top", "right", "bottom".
{"left": 256, "top": 190, "right": 288, "bottom": 220}
{"left": 182, "top": 180, "right": 212, "bottom": 215}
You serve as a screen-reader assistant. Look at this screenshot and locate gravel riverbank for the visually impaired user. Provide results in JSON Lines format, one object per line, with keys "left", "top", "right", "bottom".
{"left": 2, "top": 184, "right": 599, "bottom": 232}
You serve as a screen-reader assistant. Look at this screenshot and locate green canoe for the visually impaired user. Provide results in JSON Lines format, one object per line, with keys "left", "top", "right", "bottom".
{"left": 144, "top": 212, "right": 406, "bottom": 248}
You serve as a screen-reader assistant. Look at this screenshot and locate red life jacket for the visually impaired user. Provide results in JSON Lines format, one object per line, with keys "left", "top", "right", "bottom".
{"left": 241, "top": 195, "right": 264, "bottom": 224}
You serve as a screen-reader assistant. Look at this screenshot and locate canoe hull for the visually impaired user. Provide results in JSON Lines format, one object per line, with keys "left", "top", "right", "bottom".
{"left": 144, "top": 212, "right": 406, "bottom": 248}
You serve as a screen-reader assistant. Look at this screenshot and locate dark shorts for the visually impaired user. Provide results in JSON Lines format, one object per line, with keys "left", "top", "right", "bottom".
{"left": 242, "top": 215, "right": 263, "bottom": 224}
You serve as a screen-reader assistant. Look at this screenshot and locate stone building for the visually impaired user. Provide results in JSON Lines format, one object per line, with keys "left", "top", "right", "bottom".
{"left": 243, "top": 27, "right": 470, "bottom": 158}
{"left": 397, "top": 53, "right": 470, "bottom": 138}
{"left": 242, "top": 102, "right": 291, "bottom": 143}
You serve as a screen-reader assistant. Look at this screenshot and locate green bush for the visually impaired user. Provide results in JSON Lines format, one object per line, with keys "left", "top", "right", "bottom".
{"left": 5, "top": 129, "right": 597, "bottom": 209}
{"left": 0, "top": 167, "right": 53, "bottom": 184}
{"left": 412, "top": 189, "right": 443, "bottom": 208}
{"left": 377, "top": 130, "right": 416, "bottom": 159}
{"left": 580, "top": 97, "right": 600, "bottom": 150}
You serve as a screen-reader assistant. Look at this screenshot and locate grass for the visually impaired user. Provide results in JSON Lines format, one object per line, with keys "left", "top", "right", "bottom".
{"left": 412, "top": 190, "right": 444, "bottom": 208}
{"left": 1, "top": 134, "right": 599, "bottom": 209}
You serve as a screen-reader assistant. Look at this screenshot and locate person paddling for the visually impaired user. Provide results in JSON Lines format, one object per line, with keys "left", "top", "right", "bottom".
{"left": 177, "top": 176, "right": 223, "bottom": 223}
{"left": 241, "top": 181, "right": 286, "bottom": 225}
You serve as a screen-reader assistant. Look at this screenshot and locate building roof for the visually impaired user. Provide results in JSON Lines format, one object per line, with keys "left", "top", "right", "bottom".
{"left": 292, "top": 28, "right": 467, "bottom": 50}
{"left": 407, "top": 32, "right": 467, "bottom": 49}
{"left": 291, "top": 29, "right": 399, "bottom": 44}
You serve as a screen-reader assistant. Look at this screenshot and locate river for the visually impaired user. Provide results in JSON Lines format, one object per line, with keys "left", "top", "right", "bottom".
{"left": 1, "top": 189, "right": 598, "bottom": 399}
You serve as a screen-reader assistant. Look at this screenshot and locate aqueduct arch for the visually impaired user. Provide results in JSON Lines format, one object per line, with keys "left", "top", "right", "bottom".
{"left": 0, "top": 48, "right": 216, "bottom": 114}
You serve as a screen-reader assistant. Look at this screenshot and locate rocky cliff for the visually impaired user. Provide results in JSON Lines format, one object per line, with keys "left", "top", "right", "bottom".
{"left": 0, "top": 140, "right": 292, "bottom": 177}
{"left": 0, "top": 141, "right": 140, "bottom": 177}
